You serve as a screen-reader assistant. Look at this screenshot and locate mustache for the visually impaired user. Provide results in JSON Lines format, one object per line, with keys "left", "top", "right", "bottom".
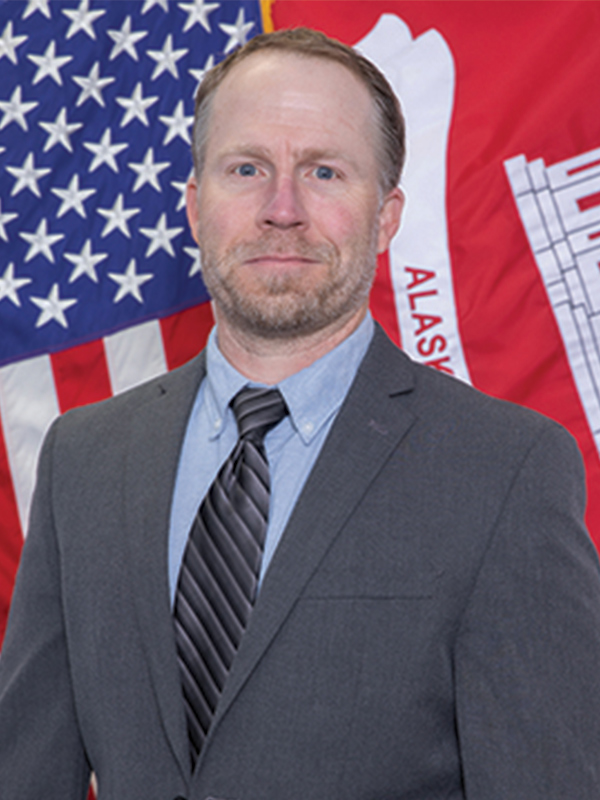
{"left": 225, "top": 232, "right": 337, "bottom": 264}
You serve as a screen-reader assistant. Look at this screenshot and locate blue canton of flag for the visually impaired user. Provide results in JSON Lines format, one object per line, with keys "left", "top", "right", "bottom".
{"left": 0, "top": 0, "right": 263, "bottom": 366}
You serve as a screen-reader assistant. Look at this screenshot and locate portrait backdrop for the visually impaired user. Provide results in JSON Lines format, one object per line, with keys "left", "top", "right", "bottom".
{"left": 1, "top": 0, "right": 599, "bottom": 648}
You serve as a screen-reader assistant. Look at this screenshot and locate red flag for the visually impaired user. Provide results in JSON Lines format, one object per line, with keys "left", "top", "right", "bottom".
{"left": 271, "top": 0, "right": 600, "bottom": 551}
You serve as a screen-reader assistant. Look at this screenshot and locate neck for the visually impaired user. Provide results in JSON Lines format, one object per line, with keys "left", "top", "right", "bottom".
{"left": 214, "top": 305, "right": 368, "bottom": 385}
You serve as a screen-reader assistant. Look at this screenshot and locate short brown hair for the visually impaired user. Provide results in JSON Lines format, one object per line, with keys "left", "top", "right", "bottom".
{"left": 191, "top": 27, "right": 405, "bottom": 195}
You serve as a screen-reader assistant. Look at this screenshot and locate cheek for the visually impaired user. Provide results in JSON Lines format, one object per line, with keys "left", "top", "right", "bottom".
{"left": 197, "top": 193, "right": 256, "bottom": 248}
{"left": 310, "top": 195, "right": 376, "bottom": 249}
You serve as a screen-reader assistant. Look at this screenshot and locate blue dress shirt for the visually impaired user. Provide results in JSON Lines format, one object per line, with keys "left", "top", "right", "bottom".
{"left": 168, "top": 312, "right": 375, "bottom": 604}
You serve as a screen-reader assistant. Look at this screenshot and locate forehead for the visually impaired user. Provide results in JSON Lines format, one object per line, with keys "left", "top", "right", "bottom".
{"left": 205, "top": 51, "right": 377, "bottom": 159}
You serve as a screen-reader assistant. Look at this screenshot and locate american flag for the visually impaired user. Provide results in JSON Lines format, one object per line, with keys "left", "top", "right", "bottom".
{"left": 0, "top": 0, "right": 265, "bottom": 641}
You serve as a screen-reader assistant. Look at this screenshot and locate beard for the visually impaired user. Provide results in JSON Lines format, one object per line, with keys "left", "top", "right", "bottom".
{"left": 198, "top": 229, "right": 379, "bottom": 340}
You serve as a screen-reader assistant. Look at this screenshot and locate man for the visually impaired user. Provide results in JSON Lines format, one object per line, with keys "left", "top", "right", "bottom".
{"left": 1, "top": 27, "right": 600, "bottom": 800}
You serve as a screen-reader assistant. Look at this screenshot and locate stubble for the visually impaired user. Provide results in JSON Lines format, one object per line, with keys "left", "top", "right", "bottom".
{"left": 198, "top": 229, "right": 379, "bottom": 340}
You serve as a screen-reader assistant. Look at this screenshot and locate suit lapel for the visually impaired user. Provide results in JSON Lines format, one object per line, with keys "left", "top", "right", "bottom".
{"left": 205, "top": 327, "right": 418, "bottom": 746}
{"left": 124, "top": 353, "right": 206, "bottom": 778}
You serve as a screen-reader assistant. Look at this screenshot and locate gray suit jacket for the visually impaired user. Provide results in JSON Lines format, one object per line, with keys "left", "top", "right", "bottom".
{"left": 1, "top": 325, "right": 600, "bottom": 800}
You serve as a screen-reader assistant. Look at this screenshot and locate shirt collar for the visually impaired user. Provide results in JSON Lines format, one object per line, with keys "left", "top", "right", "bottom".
{"left": 204, "top": 313, "right": 374, "bottom": 444}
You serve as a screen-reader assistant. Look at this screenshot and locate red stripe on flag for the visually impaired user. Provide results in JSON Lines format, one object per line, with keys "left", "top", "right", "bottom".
{"left": 160, "top": 302, "right": 214, "bottom": 371}
{"left": 568, "top": 158, "right": 600, "bottom": 176}
{"left": 51, "top": 341, "right": 113, "bottom": 414}
{"left": 370, "top": 252, "right": 402, "bottom": 348}
{"left": 0, "top": 423, "right": 23, "bottom": 647}
{"left": 577, "top": 191, "right": 600, "bottom": 212}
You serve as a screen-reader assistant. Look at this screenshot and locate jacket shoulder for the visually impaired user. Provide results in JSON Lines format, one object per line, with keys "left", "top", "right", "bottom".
{"left": 66, "top": 350, "right": 203, "bottom": 419}
{"left": 49, "top": 350, "right": 206, "bottom": 451}
{"left": 363, "top": 324, "right": 580, "bottom": 462}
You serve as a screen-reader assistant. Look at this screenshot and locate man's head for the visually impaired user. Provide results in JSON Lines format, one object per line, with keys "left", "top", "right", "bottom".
{"left": 191, "top": 27, "right": 405, "bottom": 196}
{"left": 186, "top": 28, "right": 405, "bottom": 348}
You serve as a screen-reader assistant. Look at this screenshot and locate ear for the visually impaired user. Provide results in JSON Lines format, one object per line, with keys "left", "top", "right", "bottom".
{"left": 186, "top": 175, "right": 200, "bottom": 245}
{"left": 377, "top": 187, "right": 404, "bottom": 254}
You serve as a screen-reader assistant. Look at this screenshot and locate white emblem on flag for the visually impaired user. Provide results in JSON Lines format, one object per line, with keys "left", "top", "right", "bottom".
{"left": 357, "top": 14, "right": 471, "bottom": 382}
{"left": 505, "top": 147, "right": 600, "bottom": 454}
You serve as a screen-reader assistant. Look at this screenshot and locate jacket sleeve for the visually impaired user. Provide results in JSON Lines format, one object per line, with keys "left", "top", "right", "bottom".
{"left": 0, "top": 420, "right": 90, "bottom": 800}
{"left": 455, "top": 421, "right": 600, "bottom": 799}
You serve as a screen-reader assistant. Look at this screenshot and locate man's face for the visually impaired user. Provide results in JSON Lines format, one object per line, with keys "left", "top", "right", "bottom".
{"left": 187, "top": 51, "right": 403, "bottom": 340}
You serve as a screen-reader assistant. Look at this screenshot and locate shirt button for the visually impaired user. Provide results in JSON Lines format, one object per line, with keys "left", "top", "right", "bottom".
{"left": 213, "top": 417, "right": 222, "bottom": 431}
{"left": 302, "top": 420, "right": 314, "bottom": 436}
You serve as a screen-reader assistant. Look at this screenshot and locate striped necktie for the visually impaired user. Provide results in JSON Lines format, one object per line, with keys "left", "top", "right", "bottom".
{"left": 173, "top": 386, "right": 288, "bottom": 767}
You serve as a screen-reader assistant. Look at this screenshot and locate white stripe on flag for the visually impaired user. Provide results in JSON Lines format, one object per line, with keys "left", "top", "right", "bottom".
{"left": 104, "top": 320, "right": 167, "bottom": 395}
{"left": 0, "top": 356, "right": 60, "bottom": 536}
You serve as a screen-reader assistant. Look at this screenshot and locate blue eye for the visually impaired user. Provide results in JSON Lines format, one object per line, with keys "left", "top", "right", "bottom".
{"left": 315, "top": 165, "right": 335, "bottom": 180}
{"left": 236, "top": 163, "right": 257, "bottom": 177}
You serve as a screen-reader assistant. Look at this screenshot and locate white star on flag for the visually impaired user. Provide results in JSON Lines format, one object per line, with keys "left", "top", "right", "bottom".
{"left": 0, "top": 21, "right": 27, "bottom": 64}
{"left": 179, "top": 0, "right": 220, "bottom": 34}
{"left": 220, "top": 8, "right": 255, "bottom": 54}
{"left": 140, "top": 212, "right": 184, "bottom": 257}
{"left": 30, "top": 283, "right": 77, "bottom": 329}
{"left": 142, "top": 0, "right": 169, "bottom": 13}
{"left": 0, "top": 264, "right": 32, "bottom": 307}
{"left": 64, "top": 239, "right": 108, "bottom": 283}
{"left": 19, "top": 218, "right": 65, "bottom": 263}
{"left": 39, "top": 107, "right": 83, "bottom": 152}
{"left": 109, "top": 258, "right": 153, "bottom": 303}
{"left": 189, "top": 54, "right": 215, "bottom": 94}
{"left": 97, "top": 193, "right": 141, "bottom": 238}
{"left": 6, "top": 152, "right": 51, "bottom": 197}
{"left": 171, "top": 178, "right": 189, "bottom": 211}
{"left": 0, "top": 199, "right": 18, "bottom": 241}
{"left": 51, "top": 174, "right": 96, "bottom": 218}
{"left": 62, "top": 0, "right": 106, "bottom": 41}
{"left": 147, "top": 34, "right": 188, "bottom": 80}
{"left": 0, "top": 86, "right": 39, "bottom": 131}
{"left": 22, "top": 1, "right": 51, "bottom": 20}
{"left": 116, "top": 82, "right": 159, "bottom": 128}
{"left": 128, "top": 148, "right": 170, "bottom": 192}
{"left": 84, "top": 128, "right": 128, "bottom": 173}
{"left": 107, "top": 16, "right": 148, "bottom": 62}
{"left": 184, "top": 245, "right": 202, "bottom": 277}
{"left": 159, "top": 100, "right": 193, "bottom": 145}
{"left": 73, "top": 61, "right": 115, "bottom": 107}
{"left": 27, "top": 40, "right": 73, "bottom": 86}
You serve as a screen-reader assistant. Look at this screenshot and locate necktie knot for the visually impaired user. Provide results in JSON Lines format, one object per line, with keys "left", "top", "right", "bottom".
{"left": 230, "top": 386, "right": 288, "bottom": 444}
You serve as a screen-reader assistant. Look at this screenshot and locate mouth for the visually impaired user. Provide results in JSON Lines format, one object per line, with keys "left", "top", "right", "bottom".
{"left": 244, "top": 254, "right": 319, "bottom": 265}
{"left": 242, "top": 254, "right": 322, "bottom": 274}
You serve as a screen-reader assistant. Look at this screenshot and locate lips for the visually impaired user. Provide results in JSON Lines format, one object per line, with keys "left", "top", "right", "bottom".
{"left": 244, "top": 254, "right": 319, "bottom": 265}
{"left": 228, "top": 233, "right": 336, "bottom": 271}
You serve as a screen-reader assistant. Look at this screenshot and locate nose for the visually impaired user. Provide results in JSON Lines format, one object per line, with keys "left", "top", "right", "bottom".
{"left": 259, "top": 174, "right": 307, "bottom": 230}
